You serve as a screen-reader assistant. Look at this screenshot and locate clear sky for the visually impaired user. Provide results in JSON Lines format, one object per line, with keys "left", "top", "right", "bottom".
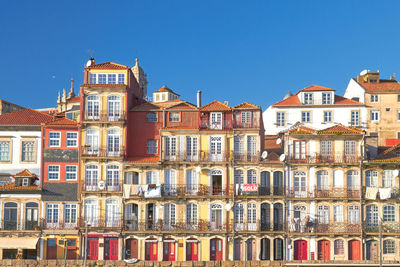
{"left": 1, "top": 0, "right": 400, "bottom": 110}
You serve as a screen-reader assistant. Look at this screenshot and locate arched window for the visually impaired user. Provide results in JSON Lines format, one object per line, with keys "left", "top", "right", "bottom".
{"left": 366, "top": 205, "right": 378, "bottom": 225}
{"left": 383, "top": 240, "right": 396, "bottom": 254}
{"left": 85, "top": 129, "right": 99, "bottom": 154}
{"left": 247, "top": 203, "right": 257, "bottom": 230}
{"left": 247, "top": 169, "right": 257, "bottom": 184}
{"left": 107, "top": 95, "right": 121, "bottom": 120}
{"left": 383, "top": 170, "right": 395, "bottom": 188}
{"left": 107, "top": 129, "right": 120, "bottom": 156}
{"left": 273, "top": 171, "right": 283, "bottom": 195}
{"left": 366, "top": 170, "right": 378, "bottom": 187}
{"left": 105, "top": 199, "right": 119, "bottom": 227}
{"left": 4, "top": 202, "right": 17, "bottom": 230}
{"left": 25, "top": 202, "right": 38, "bottom": 230}
{"left": 234, "top": 203, "right": 244, "bottom": 231}
{"left": 347, "top": 170, "right": 359, "bottom": 189}
{"left": 234, "top": 169, "right": 244, "bottom": 184}
{"left": 317, "top": 170, "right": 329, "bottom": 190}
{"left": 210, "top": 204, "right": 223, "bottom": 230}
{"left": 318, "top": 205, "right": 329, "bottom": 224}
{"left": 186, "top": 204, "right": 198, "bottom": 226}
{"left": 383, "top": 205, "right": 395, "bottom": 222}
{"left": 106, "top": 165, "right": 120, "bottom": 190}
{"left": 86, "top": 95, "right": 99, "bottom": 119}
{"left": 84, "top": 199, "right": 98, "bottom": 226}
{"left": 334, "top": 240, "right": 344, "bottom": 255}
{"left": 260, "top": 171, "right": 270, "bottom": 195}
{"left": 85, "top": 165, "right": 98, "bottom": 190}
{"left": 293, "top": 171, "right": 306, "bottom": 197}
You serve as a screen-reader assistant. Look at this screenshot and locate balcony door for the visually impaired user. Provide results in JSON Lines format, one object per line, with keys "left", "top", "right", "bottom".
{"left": 293, "top": 140, "right": 306, "bottom": 160}
{"left": 210, "top": 136, "right": 223, "bottom": 161}
{"left": 260, "top": 203, "right": 270, "bottom": 231}
{"left": 186, "top": 170, "right": 198, "bottom": 195}
{"left": 4, "top": 202, "right": 17, "bottom": 230}
{"left": 186, "top": 136, "right": 198, "bottom": 161}
{"left": 234, "top": 203, "right": 244, "bottom": 231}
{"left": 164, "top": 169, "right": 177, "bottom": 196}
{"left": 84, "top": 199, "right": 98, "bottom": 227}
{"left": 107, "top": 95, "right": 121, "bottom": 121}
{"left": 106, "top": 165, "right": 120, "bottom": 191}
{"left": 293, "top": 171, "right": 307, "bottom": 197}
{"left": 85, "top": 165, "right": 99, "bottom": 191}
{"left": 85, "top": 129, "right": 99, "bottom": 154}
{"left": 164, "top": 204, "right": 176, "bottom": 230}
{"left": 107, "top": 129, "right": 120, "bottom": 156}
{"left": 211, "top": 204, "right": 223, "bottom": 230}
{"left": 86, "top": 95, "right": 99, "bottom": 120}
{"left": 210, "top": 112, "right": 222, "bottom": 129}
{"left": 186, "top": 204, "right": 198, "bottom": 230}
{"left": 125, "top": 204, "right": 138, "bottom": 230}
{"left": 105, "top": 199, "right": 119, "bottom": 227}
{"left": 247, "top": 203, "right": 257, "bottom": 230}
{"left": 25, "top": 202, "right": 38, "bottom": 230}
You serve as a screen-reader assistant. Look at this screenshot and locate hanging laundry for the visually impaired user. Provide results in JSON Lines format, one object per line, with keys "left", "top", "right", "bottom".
{"left": 379, "top": 188, "right": 392, "bottom": 200}
{"left": 365, "top": 187, "right": 378, "bottom": 200}
{"left": 123, "top": 184, "right": 131, "bottom": 198}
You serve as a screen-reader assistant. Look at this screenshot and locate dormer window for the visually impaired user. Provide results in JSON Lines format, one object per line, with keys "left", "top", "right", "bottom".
{"left": 22, "top": 178, "right": 29, "bottom": 187}
{"left": 241, "top": 111, "right": 251, "bottom": 124}
{"left": 322, "top": 93, "right": 332, "bottom": 105}
{"left": 88, "top": 73, "right": 125, "bottom": 85}
{"left": 210, "top": 112, "right": 223, "bottom": 129}
{"left": 169, "top": 112, "right": 180, "bottom": 122}
{"left": 304, "top": 93, "right": 313, "bottom": 105}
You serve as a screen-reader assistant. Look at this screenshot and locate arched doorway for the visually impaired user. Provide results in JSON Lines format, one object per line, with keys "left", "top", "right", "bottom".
{"left": 366, "top": 240, "right": 378, "bottom": 260}
{"left": 273, "top": 203, "right": 283, "bottom": 231}
{"left": 210, "top": 238, "right": 223, "bottom": 261}
{"left": 234, "top": 238, "right": 242, "bottom": 260}
{"left": 163, "top": 239, "right": 175, "bottom": 261}
{"left": 274, "top": 238, "right": 284, "bottom": 260}
{"left": 260, "top": 203, "right": 271, "bottom": 231}
{"left": 294, "top": 240, "right": 307, "bottom": 260}
{"left": 246, "top": 238, "right": 256, "bottom": 260}
{"left": 348, "top": 240, "right": 361, "bottom": 260}
{"left": 186, "top": 238, "right": 199, "bottom": 261}
{"left": 125, "top": 238, "right": 138, "bottom": 259}
{"left": 318, "top": 240, "right": 330, "bottom": 260}
{"left": 145, "top": 238, "right": 158, "bottom": 261}
{"left": 260, "top": 238, "right": 270, "bottom": 260}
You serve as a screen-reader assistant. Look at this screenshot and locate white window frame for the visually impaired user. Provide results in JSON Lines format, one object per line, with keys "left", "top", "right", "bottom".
{"left": 64, "top": 204, "right": 77, "bottom": 226}
{"left": 323, "top": 111, "right": 332, "bottom": 122}
{"left": 66, "top": 132, "right": 78, "bottom": 147}
{"left": 322, "top": 93, "right": 332, "bottom": 105}
{"left": 370, "top": 110, "right": 379, "bottom": 122}
{"left": 49, "top": 132, "right": 61, "bottom": 147}
{"left": 304, "top": 93, "right": 313, "bottom": 105}
{"left": 370, "top": 94, "right": 379, "bottom": 103}
{"left": 366, "top": 170, "right": 378, "bottom": 187}
{"left": 334, "top": 205, "right": 344, "bottom": 222}
{"left": 88, "top": 73, "right": 126, "bottom": 85}
{"left": 241, "top": 111, "right": 251, "bottom": 124}
{"left": 351, "top": 110, "right": 360, "bottom": 126}
{"left": 210, "top": 112, "right": 223, "bottom": 129}
{"left": 21, "top": 141, "right": 35, "bottom": 162}
{"left": 147, "top": 140, "right": 158, "bottom": 154}
{"left": 48, "top": 165, "right": 60, "bottom": 180}
{"left": 301, "top": 111, "right": 311, "bottom": 122}
{"left": 65, "top": 165, "right": 77, "bottom": 181}
{"left": 0, "top": 141, "right": 10, "bottom": 161}
{"left": 276, "top": 112, "right": 285, "bottom": 127}
{"left": 22, "top": 178, "right": 29, "bottom": 187}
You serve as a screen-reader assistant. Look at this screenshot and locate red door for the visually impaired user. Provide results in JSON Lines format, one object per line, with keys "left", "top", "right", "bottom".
{"left": 163, "top": 240, "right": 175, "bottom": 261}
{"left": 145, "top": 240, "right": 158, "bottom": 261}
{"left": 186, "top": 240, "right": 198, "bottom": 261}
{"left": 126, "top": 238, "right": 138, "bottom": 259}
{"left": 294, "top": 240, "right": 307, "bottom": 260}
{"left": 46, "top": 239, "right": 57, "bottom": 259}
{"left": 348, "top": 240, "right": 361, "bottom": 260}
{"left": 318, "top": 240, "right": 330, "bottom": 260}
{"left": 104, "top": 238, "right": 118, "bottom": 260}
{"left": 87, "top": 238, "right": 99, "bottom": 260}
{"left": 210, "top": 238, "right": 223, "bottom": 261}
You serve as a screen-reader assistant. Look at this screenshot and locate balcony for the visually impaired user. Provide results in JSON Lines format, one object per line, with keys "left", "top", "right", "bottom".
{"left": 233, "top": 220, "right": 285, "bottom": 232}
{"left": 164, "top": 150, "right": 233, "bottom": 162}
{"left": 362, "top": 187, "right": 400, "bottom": 199}
{"left": 41, "top": 219, "right": 77, "bottom": 230}
{"left": 288, "top": 153, "right": 361, "bottom": 164}
{"left": 2, "top": 220, "right": 17, "bottom": 230}
{"left": 81, "top": 183, "right": 121, "bottom": 193}
{"left": 235, "top": 184, "right": 285, "bottom": 197}
{"left": 233, "top": 120, "right": 260, "bottom": 129}
{"left": 0, "top": 220, "right": 40, "bottom": 231}
{"left": 233, "top": 153, "right": 260, "bottom": 163}
{"left": 123, "top": 219, "right": 231, "bottom": 232}
{"left": 81, "top": 146, "right": 125, "bottom": 159}
{"left": 364, "top": 222, "right": 400, "bottom": 233}
{"left": 288, "top": 221, "right": 361, "bottom": 234}
{"left": 131, "top": 184, "right": 233, "bottom": 198}
{"left": 83, "top": 112, "right": 125, "bottom": 123}
{"left": 314, "top": 187, "right": 361, "bottom": 199}
{"left": 200, "top": 120, "right": 232, "bottom": 130}
{"left": 78, "top": 217, "right": 122, "bottom": 229}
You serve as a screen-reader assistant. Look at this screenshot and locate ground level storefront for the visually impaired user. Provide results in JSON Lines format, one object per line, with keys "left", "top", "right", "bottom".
{"left": 0, "top": 236, "right": 39, "bottom": 260}
{"left": 41, "top": 234, "right": 80, "bottom": 260}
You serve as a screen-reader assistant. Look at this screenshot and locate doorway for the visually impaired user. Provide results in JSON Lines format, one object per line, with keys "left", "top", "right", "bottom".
{"left": 366, "top": 240, "right": 378, "bottom": 260}
{"left": 104, "top": 237, "right": 118, "bottom": 260}
{"left": 163, "top": 240, "right": 175, "bottom": 261}
{"left": 348, "top": 240, "right": 361, "bottom": 260}
{"left": 145, "top": 239, "right": 158, "bottom": 261}
{"left": 234, "top": 238, "right": 242, "bottom": 260}
{"left": 246, "top": 238, "right": 256, "bottom": 260}
{"left": 125, "top": 238, "right": 138, "bottom": 259}
{"left": 318, "top": 240, "right": 330, "bottom": 260}
{"left": 260, "top": 238, "right": 270, "bottom": 260}
{"left": 294, "top": 240, "right": 307, "bottom": 260}
{"left": 186, "top": 239, "right": 198, "bottom": 261}
{"left": 210, "top": 238, "right": 223, "bottom": 261}
{"left": 87, "top": 237, "right": 99, "bottom": 260}
{"left": 46, "top": 239, "right": 57, "bottom": 259}
{"left": 212, "top": 175, "right": 222, "bottom": 195}
{"left": 146, "top": 204, "right": 155, "bottom": 230}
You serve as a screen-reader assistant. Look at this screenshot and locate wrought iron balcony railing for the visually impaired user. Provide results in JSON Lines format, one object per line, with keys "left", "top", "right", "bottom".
{"left": 84, "top": 112, "right": 125, "bottom": 122}
{"left": 288, "top": 220, "right": 361, "bottom": 234}
{"left": 200, "top": 120, "right": 233, "bottom": 130}
{"left": 41, "top": 219, "right": 77, "bottom": 230}
{"left": 81, "top": 146, "right": 125, "bottom": 158}
{"left": 235, "top": 184, "right": 285, "bottom": 196}
{"left": 288, "top": 153, "right": 361, "bottom": 164}
{"left": 82, "top": 183, "right": 121, "bottom": 193}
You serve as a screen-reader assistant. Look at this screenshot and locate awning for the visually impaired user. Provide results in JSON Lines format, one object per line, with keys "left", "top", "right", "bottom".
{"left": 0, "top": 237, "right": 39, "bottom": 249}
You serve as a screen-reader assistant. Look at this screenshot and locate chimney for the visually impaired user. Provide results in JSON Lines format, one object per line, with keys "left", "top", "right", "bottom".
{"left": 391, "top": 75, "right": 396, "bottom": 81}
{"left": 224, "top": 101, "right": 229, "bottom": 106}
{"left": 197, "top": 90, "right": 202, "bottom": 107}
{"left": 90, "top": 57, "right": 95, "bottom": 66}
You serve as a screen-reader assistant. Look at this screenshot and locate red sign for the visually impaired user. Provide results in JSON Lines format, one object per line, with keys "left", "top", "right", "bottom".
{"left": 242, "top": 184, "right": 258, "bottom": 192}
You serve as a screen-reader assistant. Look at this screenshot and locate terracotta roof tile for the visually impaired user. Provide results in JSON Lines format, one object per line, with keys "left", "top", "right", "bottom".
{"left": 0, "top": 182, "right": 41, "bottom": 191}
{"left": 126, "top": 156, "right": 160, "bottom": 163}
{"left": 85, "top": 62, "right": 130, "bottom": 70}
{"left": 264, "top": 135, "right": 281, "bottom": 150}
{"left": 130, "top": 102, "right": 161, "bottom": 111}
{"left": 44, "top": 117, "right": 78, "bottom": 127}
{"left": 272, "top": 94, "right": 301, "bottom": 106}
{"left": 359, "top": 82, "right": 400, "bottom": 92}
{"left": 13, "top": 169, "right": 38, "bottom": 179}
{"left": 234, "top": 102, "right": 260, "bottom": 109}
{"left": 154, "top": 86, "right": 180, "bottom": 96}
{"left": 273, "top": 93, "right": 363, "bottom": 107}
{"left": 284, "top": 125, "right": 316, "bottom": 134}
{"left": 334, "top": 95, "right": 363, "bottom": 105}
{"left": 200, "top": 100, "right": 231, "bottom": 111}
{"left": 167, "top": 102, "right": 197, "bottom": 110}
{"left": 316, "top": 124, "right": 364, "bottom": 135}
{"left": 300, "top": 85, "right": 336, "bottom": 92}
{"left": 67, "top": 96, "right": 80, "bottom": 102}
{"left": 0, "top": 109, "right": 54, "bottom": 125}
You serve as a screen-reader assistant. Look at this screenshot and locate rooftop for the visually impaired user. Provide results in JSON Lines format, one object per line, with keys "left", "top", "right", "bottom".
{"left": 0, "top": 108, "right": 54, "bottom": 126}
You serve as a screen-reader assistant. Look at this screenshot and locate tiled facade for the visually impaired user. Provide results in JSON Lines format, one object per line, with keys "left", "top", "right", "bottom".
{"left": 1, "top": 60, "right": 400, "bottom": 264}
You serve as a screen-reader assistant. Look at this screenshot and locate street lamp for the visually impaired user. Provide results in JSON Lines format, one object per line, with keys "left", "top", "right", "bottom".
{"left": 83, "top": 221, "right": 90, "bottom": 267}
{"left": 379, "top": 217, "right": 383, "bottom": 267}
{"left": 63, "top": 239, "right": 68, "bottom": 267}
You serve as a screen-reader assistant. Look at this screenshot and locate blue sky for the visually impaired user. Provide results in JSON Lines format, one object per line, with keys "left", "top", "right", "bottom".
{"left": 1, "top": 0, "right": 400, "bottom": 110}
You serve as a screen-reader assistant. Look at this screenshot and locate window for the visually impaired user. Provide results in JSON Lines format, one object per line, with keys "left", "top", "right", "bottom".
{"left": 146, "top": 171, "right": 159, "bottom": 184}
{"left": 107, "top": 129, "right": 120, "bottom": 156}
{"left": 147, "top": 113, "right": 157, "bottom": 122}
{"left": 293, "top": 171, "right": 306, "bottom": 194}
{"left": 106, "top": 165, "right": 120, "bottom": 188}
{"left": 383, "top": 205, "right": 395, "bottom": 222}
{"left": 22, "top": 178, "right": 29, "bottom": 187}
{"left": 107, "top": 95, "right": 121, "bottom": 120}
{"left": 89, "top": 73, "right": 96, "bottom": 83}
{"left": 186, "top": 136, "right": 198, "bottom": 160}
{"left": 124, "top": 172, "right": 138, "bottom": 185}
{"left": 85, "top": 165, "right": 98, "bottom": 189}
{"left": 293, "top": 140, "right": 306, "bottom": 160}
{"left": 383, "top": 240, "right": 395, "bottom": 254}
{"left": 241, "top": 111, "right": 251, "bottom": 124}
{"left": 85, "top": 129, "right": 99, "bottom": 154}
{"left": 334, "top": 240, "right": 344, "bottom": 255}
{"left": 351, "top": 111, "right": 360, "bottom": 126}
{"left": 247, "top": 136, "right": 257, "bottom": 156}
{"left": 210, "top": 112, "right": 222, "bottom": 129}
{"left": 323, "top": 111, "right": 332, "bottom": 122}
{"left": 234, "top": 136, "right": 244, "bottom": 156}
{"left": 366, "top": 170, "right": 378, "bottom": 187}
{"left": 48, "top": 165, "right": 60, "bottom": 180}
{"left": 0, "top": 141, "right": 10, "bottom": 161}
{"left": 21, "top": 141, "right": 35, "bottom": 162}
{"left": 234, "top": 169, "right": 244, "bottom": 184}
{"left": 276, "top": 112, "right": 285, "bottom": 127}
{"left": 370, "top": 95, "right": 378, "bottom": 103}
{"left": 65, "top": 165, "right": 77, "bottom": 180}
{"left": 118, "top": 74, "right": 125, "bottom": 84}
{"left": 345, "top": 140, "right": 356, "bottom": 155}
{"left": 398, "top": 110, "right": 400, "bottom": 121}
{"left": 210, "top": 136, "right": 223, "bottom": 160}
{"left": 366, "top": 205, "right": 378, "bottom": 225}
{"left": 84, "top": 199, "right": 98, "bottom": 226}
{"left": 247, "top": 169, "right": 257, "bottom": 184}
{"left": 46, "top": 204, "right": 59, "bottom": 224}
{"left": 318, "top": 205, "right": 329, "bottom": 224}
{"left": 383, "top": 170, "right": 395, "bottom": 187}
{"left": 334, "top": 205, "right": 344, "bottom": 222}
{"left": 108, "top": 74, "right": 116, "bottom": 84}
{"left": 147, "top": 140, "right": 157, "bottom": 154}
{"left": 347, "top": 170, "right": 360, "bottom": 190}
{"left": 370, "top": 110, "right": 379, "bottom": 121}
{"left": 49, "top": 132, "right": 61, "bottom": 147}
{"left": 301, "top": 111, "right": 310, "bottom": 122}
{"left": 66, "top": 132, "right": 78, "bottom": 147}
{"left": 186, "top": 204, "right": 198, "bottom": 225}
{"left": 247, "top": 203, "right": 257, "bottom": 225}
{"left": 64, "top": 204, "right": 77, "bottom": 225}
{"left": 322, "top": 93, "right": 332, "bottom": 104}
{"left": 165, "top": 137, "right": 176, "bottom": 159}
{"left": 320, "top": 140, "right": 333, "bottom": 156}
{"left": 304, "top": 93, "right": 313, "bottom": 104}
{"left": 86, "top": 95, "right": 100, "bottom": 119}
{"left": 317, "top": 170, "right": 329, "bottom": 190}
{"left": 98, "top": 74, "right": 106, "bottom": 84}
{"left": 105, "top": 199, "right": 119, "bottom": 227}
{"left": 169, "top": 112, "right": 180, "bottom": 122}
{"left": 234, "top": 203, "right": 244, "bottom": 224}
{"left": 348, "top": 205, "right": 360, "bottom": 224}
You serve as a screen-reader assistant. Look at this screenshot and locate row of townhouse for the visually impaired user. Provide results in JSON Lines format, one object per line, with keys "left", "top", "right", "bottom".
{"left": 1, "top": 59, "right": 400, "bottom": 264}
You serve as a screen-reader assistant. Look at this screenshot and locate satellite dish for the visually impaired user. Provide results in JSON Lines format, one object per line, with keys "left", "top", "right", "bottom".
{"left": 394, "top": 170, "right": 399, "bottom": 177}
{"left": 86, "top": 59, "right": 93, "bottom": 67}
{"left": 279, "top": 154, "right": 286, "bottom": 162}
{"left": 195, "top": 166, "right": 201, "bottom": 173}
{"left": 225, "top": 203, "right": 232, "bottom": 211}
{"left": 360, "top": 69, "right": 368, "bottom": 75}
{"left": 261, "top": 151, "right": 268, "bottom": 159}
{"left": 276, "top": 138, "right": 282, "bottom": 144}
{"left": 98, "top": 181, "right": 105, "bottom": 190}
